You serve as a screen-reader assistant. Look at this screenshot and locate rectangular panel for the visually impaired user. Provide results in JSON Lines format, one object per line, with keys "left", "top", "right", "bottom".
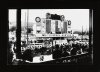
{"left": 41, "top": 18, "right": 46, "bottom": 34}
{"left": 46, "top": 19, "right": 51, "bottom": 34}
{"left": 55, "top": 20, "right": 59, "bottom": 33}
{"left": 51, "top": 20, "right": 55, "bottom": 34}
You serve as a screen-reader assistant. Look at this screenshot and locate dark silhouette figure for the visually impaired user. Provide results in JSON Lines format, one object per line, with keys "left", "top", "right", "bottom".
{"left": 8, "top": 42, "right": 13, "bottom": 64}
{"left": 62, "top": 48, "right": 69, "bottom": 57}
{"left": 40, "top": 56, "right": 44, "bottom": 61}
{"left": 40, "top": 47, "right": 47, "bottom": 55}
{"left": 52, "top": 45, "right": 62, "bottom": 59}
{"left": 22, "top": 49, "right": 33, "bottom": 62}
{"left": 71, "top": 48, "right": 77, "bottom": 56}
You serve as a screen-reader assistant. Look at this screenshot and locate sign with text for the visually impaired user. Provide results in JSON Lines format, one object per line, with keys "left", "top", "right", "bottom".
{"left": 36, "top": 34, "right": 72, "bottom": 37}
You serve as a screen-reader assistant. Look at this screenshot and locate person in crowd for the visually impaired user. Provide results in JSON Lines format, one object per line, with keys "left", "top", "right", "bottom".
{"left": 83, "top": 43, "right": 88, "bottom": 53}
{"left": 62, "top": 47, "right": 69, "bottom": 57}
{"left": 80, "top": 43, "right": 84, "bottom": 53}
{"left": 83, "top": 44, "right": 86, "bottom": 53}
{"left": 40, "top": 55, "right": 44, "bottom": 61}
{"left": 8, "top": 42, "right": 13, "bottom": 64}
{"left": 65, "top": 44, "right": 69, "bottom": 51}
{"left": 22, "top": 49, "right": 33, "bottom": 62}
{"left": 75, "top": 43, "right": 81, "bottom": 54}
{"left": 72, "top": 42, "right": 75, "bottom": 48}
{"left": 70, "top": 45, "right": 77, "bottom": 56}
{"left": 51, "top": 45, "right": 56, "bottom": 55}
{"left": 68, "top": 43, "right": 72, "bottom": 55}
{"left": 75, "top": 43, "right": 80, "bottom": 53}
{"left": 85, "top": 43, "right": 89, "bottom": 52}
{"left": 31, "top": 48, "right": 36, "bottom": 58}
{"left": 63, "top": 44, "right": 67, "bottom": 52}
{"left": 40, "top": 47, "right": 46, "bottom": 55}
{"left": 60, "top": 44, "right": 63, "bottom": 53}
{"left": 34, "top": 47, "right": 39, "bottom": 54}
{"left": 52, "top": 44, "right": 62, "bottom": 59}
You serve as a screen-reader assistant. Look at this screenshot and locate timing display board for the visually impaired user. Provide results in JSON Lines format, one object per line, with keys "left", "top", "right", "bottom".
{"left": 34, "top": 18, "right": 72, "bottom": 36}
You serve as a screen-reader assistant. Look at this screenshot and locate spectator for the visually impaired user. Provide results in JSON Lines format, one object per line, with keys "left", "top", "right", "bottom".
{"left": 60, "top": 44, "right": 63, "bottom": 53}
{"left": 62, "top": 48, "right": 69, "bottom": 57}
{"left": 76, "top": 43, "right": 80, "bottom": 51}
{"left": 34, "top": 48, "right": 39, "bottom": 54}
{"left": 40, "top": 47, "right": 46, "bottom": 55}
{"left": 70, "top": 47, "right": 77, "bottom": 56}
{"left": 22, "top": 49, "right": 33, "bottom": 62}
{"left": 81, "top": 44, "right": 85, "bottom": 53}
{"left": 8, "top": 42, "right": 13, "bottom": 64}
{"left": 83, "top": 44, "right": 88, "bottom": 52}
{"left": 52, "top": 44, "right": 62, "bottom": 59}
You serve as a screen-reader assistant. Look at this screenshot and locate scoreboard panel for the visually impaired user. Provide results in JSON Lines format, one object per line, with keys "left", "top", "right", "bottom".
{"left": 34, "top": 13, "right": 72, "bottom": 36}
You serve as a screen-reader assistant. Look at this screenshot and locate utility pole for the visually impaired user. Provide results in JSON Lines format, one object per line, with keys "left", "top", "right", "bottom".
{"left": 82, "top": 26, "right": 83, "bottom": 41}
{"left": 25, "top": 12, "right": 26, "bottom": 41}
{"left": 27, "top": 9, "right": 29, "bottom": 45}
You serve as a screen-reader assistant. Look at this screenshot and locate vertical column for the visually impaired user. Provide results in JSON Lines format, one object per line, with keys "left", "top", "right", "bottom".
{"left": 64, "top": 21, "right": 67, "bottom": 33}
{"left": 41, "top": 18, "right": 46, "bottom": 34}
{"left": 89, "top": 9, "right": 92, "bottom": 52}
{"left": 61, "top": 21, "right": 64, "bottom": 33}
{"left": 89, "top": 9, "right": 93, "bottom": 63}
{"left": 16, "top": 9, "right": 21, "bottom": 59}
{"left": 46, "top": 19, "right": 51, "bottom": 34}
{"left": 55, "top": 20, "right": 58, "bottom": 34}
{"left": 51, "top": 20, "right": 55, "bottom": 34}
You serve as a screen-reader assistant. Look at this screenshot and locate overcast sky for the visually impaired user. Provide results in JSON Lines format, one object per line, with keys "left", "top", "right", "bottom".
{"left": 9, "top": 9, "right": 89, "bottom": 31}
{"left": 9, "top": 9, "right": 16, "bottom": 22}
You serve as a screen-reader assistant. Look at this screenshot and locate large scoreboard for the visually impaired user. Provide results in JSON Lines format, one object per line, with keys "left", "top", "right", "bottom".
{"left": 33, "top": 13, "right": 72, "bottom": 37}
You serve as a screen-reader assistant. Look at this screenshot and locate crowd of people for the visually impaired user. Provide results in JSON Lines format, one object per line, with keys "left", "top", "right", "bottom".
{"left": 52, "top": 42, "right": 89, "bottom": 59}
{"left": 8, "top": 39, "right": 90, "bottom": 63}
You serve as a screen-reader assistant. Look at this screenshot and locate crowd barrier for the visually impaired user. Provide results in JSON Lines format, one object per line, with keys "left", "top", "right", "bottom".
{"left": 40, "top": 53, "right": 92, "bottom": 64}
{"left": 16, "top": 53, "right": 92, "bottom": 65}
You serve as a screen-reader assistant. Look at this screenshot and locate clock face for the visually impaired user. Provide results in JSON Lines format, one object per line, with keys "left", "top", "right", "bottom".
{"left": 35, "top": 17, "right": 41, "bottom": 23}
{"left": 61, "top": 15, "right": 65, "bottom": 21}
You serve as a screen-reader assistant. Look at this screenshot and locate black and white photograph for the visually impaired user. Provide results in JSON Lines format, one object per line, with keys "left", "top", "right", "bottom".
{"left": 7, "top": 9, "right": 93, "bottom": 65}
